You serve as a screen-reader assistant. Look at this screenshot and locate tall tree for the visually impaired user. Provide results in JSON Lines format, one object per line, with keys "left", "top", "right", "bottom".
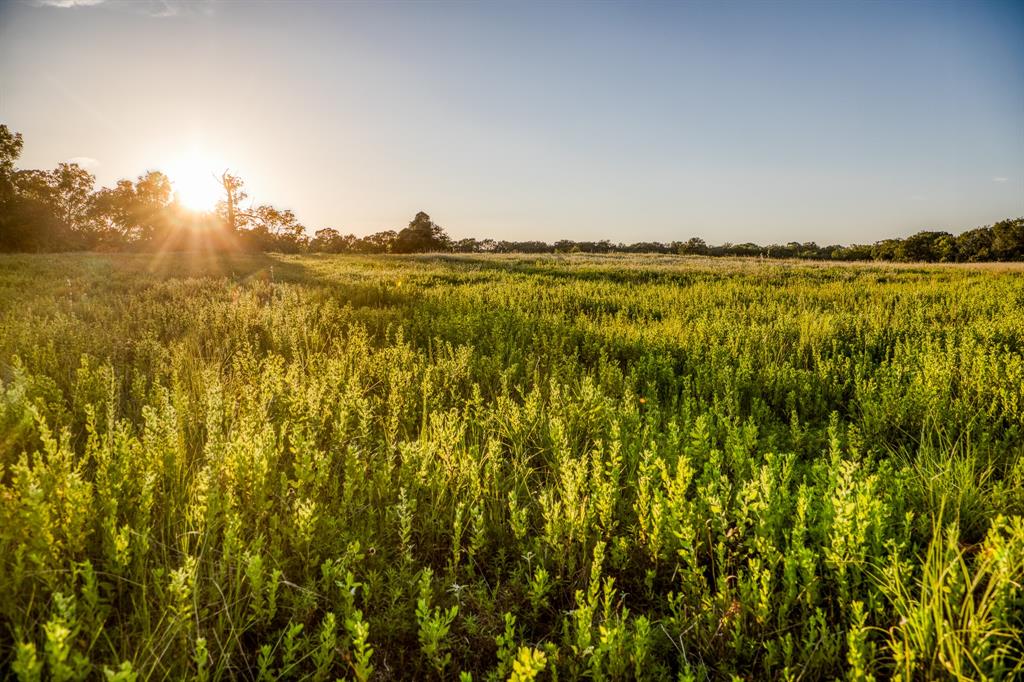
{"left": 956, "top": 227, "right": 994, "bottom": 262}
{"left": 0, "top": 125, "right": 22, "bottom": 196}
{"left": 990, "top": 218, "right": 1024, "bottom": 261}
{"left": 2, "top": 156, "right": 93, "bottom": 250}
{"left": 394, "top": 211, "right": 450, "bottom": 253}
{"left": 898, "top": 231, "right": 953, "bottom": 262}
{"left": 0, "top": 125, "right": 27, "bottom": 251}
{"left": 217, "top": 171, "right": 247, "bottom": 233}
{"left": 1, "top": 127, "right": 85, "bottom": 252}
{"left": 50, "top": 163, "right": 96, "bottom": 233}
{"left": 91, "top": 171, "right": 174, "bottom": 245}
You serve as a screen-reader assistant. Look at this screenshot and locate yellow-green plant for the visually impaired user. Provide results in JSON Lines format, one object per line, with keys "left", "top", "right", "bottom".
{"left": 0, "top": 252, "right": 1022, "bottom": 679}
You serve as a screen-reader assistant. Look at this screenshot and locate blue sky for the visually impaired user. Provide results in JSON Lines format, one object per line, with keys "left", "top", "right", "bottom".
{"left": 1, "top": 0, "right": 1021, "bottom": 244}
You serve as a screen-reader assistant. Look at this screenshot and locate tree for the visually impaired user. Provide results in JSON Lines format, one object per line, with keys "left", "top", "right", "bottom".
{"left": 91, "top": 171, "right": 174, "bottom": 245}
{"left": 898, "top": 231, "right": 953, "bottom": 262}
{"left": 90, "top": 180, "right": 135, "bottom": 246}
{"left": 248, "top": 205, "right": 303, "bottom": 236}
{"left": 871, "top": 239, "right": 902, "bottom": 261}
{"left": 933, "top": 233, "right": 958, "bottom": 262}
{"left": 830, "top": 244, "right": 873, "bottom": 261}
{"left": 990, "top": 218, "right": 1024, "bottom": 261}
{"left": 1, "top": 128, "right": 96, "bottom": 251}
{"left": 50, "top": 163, "right": 96, "bottom": 233}
{"left": 452, "top": 238, "right": 480, "bottom": 253}
{"left": 241, "top": 204, "right": 307, "bottom": 252}
{"left": 0, "top": 124, "right": 22, "bottom": 198}
{"left": 362, "top": 230, "right": 398, "bottom": 253}
{"left": 217, "top": 171, "right": 247, "bottom": 233}
{"left": 1, "top": 167, "right": 70, "bottom": 252}
{"left": 312, "top": 227, "right": 343, "bottom": 252}
{"left": 678, "top": 237, "right": 709, "bottom": 255}
{"left": 393, "top": 212, "right": 450, "bottom": 253}
{"left": 212, "top": 171, "right": 308, "bottom": 251}
{"left": 956, "top": 227, "right": 994, "bottom": 262}
{"left": 2, "top": 161, "right": 52, "bottom": 251}
{"left": 3, "top": 160, "right": 95, "bottom": 251}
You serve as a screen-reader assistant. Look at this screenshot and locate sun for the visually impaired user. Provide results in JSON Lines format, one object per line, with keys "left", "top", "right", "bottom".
{"left": 165, "top": 151, "right": 224, "bottom": 212}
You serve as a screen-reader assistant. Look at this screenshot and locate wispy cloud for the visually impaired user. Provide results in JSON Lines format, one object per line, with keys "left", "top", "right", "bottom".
{"left": 992, "top": 176, "right": 1009, "bottom": 183}
{"left": 32, "top": 0, "right": 214, "bottom": 18}
{"left": 151, "top": 2, "right": 179, "bottom": 19}
{"left": 67, "top": 156, "right": 100, "bottom": 169}
{"left": 34, "top": 0, "right": 105, "bottom": 8}
{"left": 139, "top": 1, "right": 217, "bottom": 19}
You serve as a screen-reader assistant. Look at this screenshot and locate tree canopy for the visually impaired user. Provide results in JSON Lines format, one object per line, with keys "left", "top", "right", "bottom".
{"left": 1, "top": 124, "right": 1022, "bottom": 261}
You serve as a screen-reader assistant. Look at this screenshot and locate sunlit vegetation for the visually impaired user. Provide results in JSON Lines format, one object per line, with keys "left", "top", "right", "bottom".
{"left": 1, "top": 252, "right": 1022, "bottom": 679}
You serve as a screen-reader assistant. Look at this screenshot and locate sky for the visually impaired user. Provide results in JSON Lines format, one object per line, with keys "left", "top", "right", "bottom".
{"left": 1, "top": 0, "right": 1022, "bottom": 245}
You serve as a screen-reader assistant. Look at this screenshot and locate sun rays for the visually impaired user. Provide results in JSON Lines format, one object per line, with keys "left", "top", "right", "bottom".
{"left": 164, "top": 150, "right": 225, "bottom": 212}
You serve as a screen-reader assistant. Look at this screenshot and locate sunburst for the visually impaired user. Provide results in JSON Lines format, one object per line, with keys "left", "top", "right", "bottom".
{"left": 164, "top": 150, "right": 225, "bottom": 212}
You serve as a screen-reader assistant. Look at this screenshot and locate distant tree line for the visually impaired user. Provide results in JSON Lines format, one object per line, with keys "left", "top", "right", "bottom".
{"left": 0, "top": 124, "right": 311, "bottom": 254}
{"left": 2, "top": 124, "right": 1022, "bottom": 261}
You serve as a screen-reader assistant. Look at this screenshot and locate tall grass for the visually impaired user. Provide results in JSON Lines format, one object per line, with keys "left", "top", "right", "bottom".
{"left": 1, "top": 252, "right": 1022, "bottom": 679}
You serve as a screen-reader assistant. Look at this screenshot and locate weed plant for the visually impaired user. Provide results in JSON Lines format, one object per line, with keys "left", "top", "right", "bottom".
{"left": 1, "top": 253, "right": 1022, "bottom": 679}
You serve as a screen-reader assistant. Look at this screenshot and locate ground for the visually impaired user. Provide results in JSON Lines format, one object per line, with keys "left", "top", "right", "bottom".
{"left": 1, "top": 253, "right": 1022, "bottom": 680}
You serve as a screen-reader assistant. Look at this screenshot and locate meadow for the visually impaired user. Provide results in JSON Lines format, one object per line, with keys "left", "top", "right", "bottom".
{"left": 1, "top": 252, "right": 1022, "bottom": 681}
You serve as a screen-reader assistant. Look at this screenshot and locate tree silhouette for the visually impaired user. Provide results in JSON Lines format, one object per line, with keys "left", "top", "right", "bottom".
{"left": 91, "top": 171, "right": 174, "bottom": 245}
{"left": 218, "top": 171, "right": 247, "bottom": 233}
{"left": 0, "top": 124, "right": 1022, "bottom": 260}
{"left": 394, "top": 211, "right": 450, "bottom": 253}
{"left": 50, "top": 163, "right": 96, "bottom": 232}
{"left": 0, "top": 125, "right": 22, "bottom": 192}
{"left": 1, "top": 133, "right": 95, "bottom": 250}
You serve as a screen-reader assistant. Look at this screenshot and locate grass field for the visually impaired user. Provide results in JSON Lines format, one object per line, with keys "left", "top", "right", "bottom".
{"left": 1, "top": 253, "right": 1023, "bottom": 680}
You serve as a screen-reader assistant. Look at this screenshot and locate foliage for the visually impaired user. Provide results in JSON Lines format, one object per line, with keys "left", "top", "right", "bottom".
{"left": 1, "top": 124, "right": 1022, "bottom": 260}
{"left": 393, "top": 212, "right": 451, "bottom": 253}
{"left": 1, "top": 252, "right": 1022, "bottom": 679}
